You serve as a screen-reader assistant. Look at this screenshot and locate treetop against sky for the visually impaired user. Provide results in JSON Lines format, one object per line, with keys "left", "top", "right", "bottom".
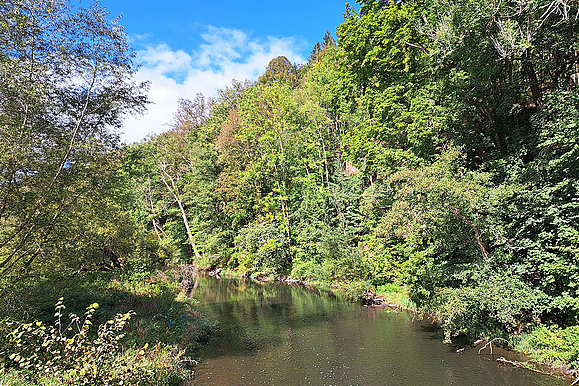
{"left": 97, "top": 0, "right": 355, "bottom": 143}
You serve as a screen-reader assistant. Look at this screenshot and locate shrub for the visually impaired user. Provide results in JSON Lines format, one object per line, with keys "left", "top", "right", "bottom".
{"left": 235, "top": 220, "right": 291, "bottom": 277}
{"left": 0, "top": 298, "right": 193, "bottom": 385}
{"left": 290, "top": 259, "right": 324, "bottom": 281}
{"left": 432, "top": 271, "right": 546, "bottom": 342}
{"left": 524, "top": 325, "right": 579, "bottom": 369}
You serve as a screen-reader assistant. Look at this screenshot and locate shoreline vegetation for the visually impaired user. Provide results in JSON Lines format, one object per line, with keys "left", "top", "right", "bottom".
{"left": 2, "top": 0, "right": 579, "bottom": 384}
{"left": 0, "top": 264, "right": 577, "bottom": 385}
{"left": 0, "top": 266, "right": 214, "bottom": 385}
{"left": 221, "top": 267, "right": 578, "bottom": 383}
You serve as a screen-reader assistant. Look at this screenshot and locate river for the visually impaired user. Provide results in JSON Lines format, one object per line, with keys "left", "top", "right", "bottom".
{"left": 189, "top": 275, "right": 567, "bottom": 386}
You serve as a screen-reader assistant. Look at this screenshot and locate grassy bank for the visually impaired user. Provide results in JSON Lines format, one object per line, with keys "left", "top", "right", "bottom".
{"left": 0, "top": 266, "right": 214, "bottom": 385}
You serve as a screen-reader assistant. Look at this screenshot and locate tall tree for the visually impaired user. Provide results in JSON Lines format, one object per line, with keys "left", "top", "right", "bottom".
{"left": 0, "top": 0, "right": 148, "bottom": 276}
{"left": 337, "top": 0, "right": 440, "bottom": 175}
{"left": 258, "top": 56, "right": 300, "bottom": 87}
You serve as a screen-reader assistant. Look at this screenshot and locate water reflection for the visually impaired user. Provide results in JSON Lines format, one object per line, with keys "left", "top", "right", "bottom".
{"left": 190, "top": 276, "right": 566, "bottom": 386}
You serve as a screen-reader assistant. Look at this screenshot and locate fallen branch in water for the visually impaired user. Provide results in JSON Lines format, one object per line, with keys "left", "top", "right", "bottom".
{"left": 456, "top": 338, "right": 485, "bottom": 353}
{"left": 478, "top": 337, "right": 512, "bottom": 355}
{"left": 498, "top": 357, "right": 575, "bottom": 380}
{"left": 496, "top": 357, "right": 522, "bottom": 367}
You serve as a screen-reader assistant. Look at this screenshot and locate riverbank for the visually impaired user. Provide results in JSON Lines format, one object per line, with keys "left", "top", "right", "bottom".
{"left": 0, "top": 266, "right": 214, "bottom": 385}
{"left": 216, "top": 267, "right": 577, "bottom": 385}
{"left": 2, "top": 264, "right": 575, "bottom": 385}
{"left": 189, "top": 271, "right": 569, "bottom": 386}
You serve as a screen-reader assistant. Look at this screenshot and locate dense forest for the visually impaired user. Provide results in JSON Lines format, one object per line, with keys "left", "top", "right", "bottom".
{"left": 2, "top": 0, "right": 579, "bottom": 384}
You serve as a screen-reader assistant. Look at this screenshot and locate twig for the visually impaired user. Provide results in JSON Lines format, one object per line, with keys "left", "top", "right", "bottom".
{"left": 478, "top": 337, "right": 512, "bottom": 355}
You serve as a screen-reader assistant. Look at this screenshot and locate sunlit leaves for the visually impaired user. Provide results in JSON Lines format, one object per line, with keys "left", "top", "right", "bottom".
{"left": 0, "top": 0, "right": 148, "bottom": 276}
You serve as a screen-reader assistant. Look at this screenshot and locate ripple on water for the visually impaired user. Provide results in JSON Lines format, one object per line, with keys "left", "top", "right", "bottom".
{"left": 189, "top": 276, "right": 567, "bottom": 386}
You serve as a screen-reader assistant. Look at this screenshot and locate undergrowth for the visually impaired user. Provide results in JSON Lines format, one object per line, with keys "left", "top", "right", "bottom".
{"left": 0, "top": 298, "right": 194, "bottom": 385}
{"left": 0, "top": 266, "right": 213, "bottom": 385}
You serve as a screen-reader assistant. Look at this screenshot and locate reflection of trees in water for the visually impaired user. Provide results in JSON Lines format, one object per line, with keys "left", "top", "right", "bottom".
{"left": 191, "top": 276, "right": 351, "bottom": 357}
{"left": 190, "top": 276, "right": 565, "bottom": 386}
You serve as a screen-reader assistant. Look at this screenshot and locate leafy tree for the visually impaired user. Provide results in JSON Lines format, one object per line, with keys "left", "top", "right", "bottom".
{"left": 381, "top": 148, "right": 504, "bottom": 263}
{"left": 0, "top": 0, "right": 148, "bottom": 277}
{"left": 419, "top": 0, "right": 579, "bottom": 161}
{"left": 258, "top": 56, "right": 300, "bottom": 87}
{"left": 499, "top": 90, "right": 579, "bottom": 325}
{"left": 338, "top": 0, "right": 442, "bottom": 175}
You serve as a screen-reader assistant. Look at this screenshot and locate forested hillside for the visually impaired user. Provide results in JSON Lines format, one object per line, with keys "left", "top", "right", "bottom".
{"left": 2, "top": 0, "right": 579, "bottom": 382}
{"left": 132, "top": 0, "right": 579, "bottom": 341}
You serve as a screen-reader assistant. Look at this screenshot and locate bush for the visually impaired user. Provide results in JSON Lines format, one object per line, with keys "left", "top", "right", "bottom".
{"left": 290, "top": 259, "right": 324, "bottom": 281}
{"left": 359, "top": 236, "right": 406, "bottom": 287}
{"left": 523, "top": 325, "right": 579, "bottom": 369}
{"left": 235, "top": 220, "right": 291, "bottom": 277}
{"left": 432, "top": 271, "right": 546, "bottom": 342}
{"left": 0, "top": 298, "right": 193, "bottom": 385}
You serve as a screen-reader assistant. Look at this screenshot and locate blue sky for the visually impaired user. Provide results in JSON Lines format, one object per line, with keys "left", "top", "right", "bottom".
{"left": 97, "top": 0, "right": 356, "bottom": 142}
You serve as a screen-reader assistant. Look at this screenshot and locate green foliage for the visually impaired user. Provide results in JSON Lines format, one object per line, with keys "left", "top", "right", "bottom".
{"left": 258, "top": 56, "right": 300, "bottom": 87}
{"left": 289, "top": 258, "right": 324, "bottom": 282}
{"left": 523, "top": 326, "right": 579, "bottom": 369}
{"left": 125, "top": 93, "right": 226, "bottom": 267}
{"left": 322, "top": 251, "right": 372, "bottom": 284}
{"left": 337, "top": 279, "right": 374, "bottom": 302}
{"left": 96, "top": 270, "right": 214, "bottom": 354}
{"left": 358, "top": 234, "right": 408, "bottom": 286}
{"left": 54, "top": 0, "right": 579, "bottom": 372}
{"left": 433, "top": 271, "right": 546, "bottom": 342}
{"left": 0, "top": 298, "right": 193, "bottom": 385}
{"left": 0, "top": 0, "right": 148, "bottom": 277}
{"left": 381, "top": 147, "right": 505, "bottom": 262}
{"left": 496, "top": 89, "right": 579, "bottom": 325}
{"left": 374, "top": 282, "right": 413, "bottom": 309}
{"left": 1, "top": 268, "right": 215, "bottom": 359}
{"left": 235, "top": 219, "right": 291, "bottom": 277}
{"left": 338, "top": 0, "right": 441, "bottom": 173}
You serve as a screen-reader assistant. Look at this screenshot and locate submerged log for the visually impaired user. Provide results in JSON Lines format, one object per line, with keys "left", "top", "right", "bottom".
{"left": 362, "top": 291, "right": 386, "bottom": 307}
{"left": 496, "top": 357, "right": 523, "bottom": 367}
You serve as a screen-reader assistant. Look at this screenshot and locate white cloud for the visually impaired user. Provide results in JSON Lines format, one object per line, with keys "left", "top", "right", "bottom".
{"left": 119, "top": 27, "right": 306, "bottom": 143}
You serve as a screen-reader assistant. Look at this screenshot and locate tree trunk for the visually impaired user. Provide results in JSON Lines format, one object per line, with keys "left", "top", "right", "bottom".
{"left": 174, "top": 196, "right": 202, "bottom": 260}
{"left": 524, "top": 52, "right": 543, "bottom": 108}
{"left": 448, "top": 206, "right": 489, "bottom": 261}
{"left": 157, "top": 164, "right": 202, "bottom": 260}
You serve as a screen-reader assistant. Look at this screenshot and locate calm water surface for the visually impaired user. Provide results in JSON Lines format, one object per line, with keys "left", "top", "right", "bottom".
{"left": 189, "top": 276, "right": 566, "bottom": 386}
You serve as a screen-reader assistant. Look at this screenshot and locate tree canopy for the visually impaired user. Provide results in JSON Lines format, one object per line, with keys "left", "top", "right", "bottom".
{"left": 2, "top": 0, "right": 579, "bottom": 353}
{"left": 0, "top": 0, "right": 148, "bottom": 278}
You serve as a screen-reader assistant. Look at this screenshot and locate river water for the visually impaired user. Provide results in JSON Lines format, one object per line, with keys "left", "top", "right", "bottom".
{"left": 189, "top": 275, "right": 566, "bottom": 386}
